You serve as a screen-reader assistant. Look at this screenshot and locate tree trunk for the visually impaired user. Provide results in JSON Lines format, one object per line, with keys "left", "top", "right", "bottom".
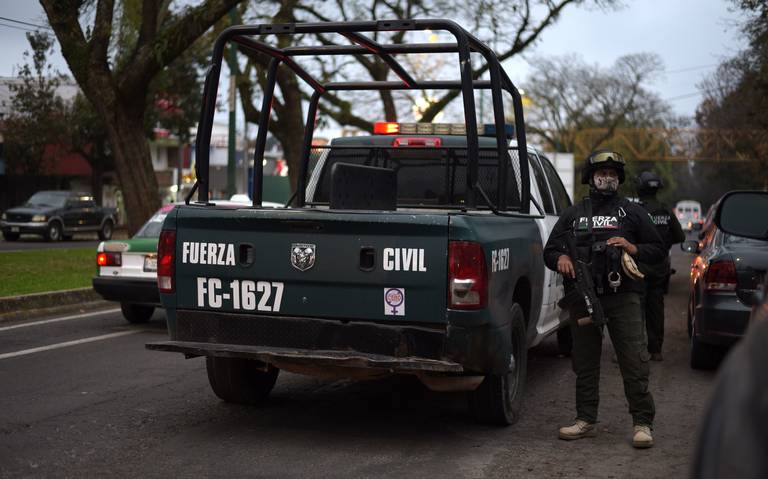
{"left": 104, "top": 105, "right": 161, "bottom": 235}
{"left": 90, "top": 156, "right": 104, "bottom": 206}
{"left": 276, "top": 129, "right": 305, "bottom": 193}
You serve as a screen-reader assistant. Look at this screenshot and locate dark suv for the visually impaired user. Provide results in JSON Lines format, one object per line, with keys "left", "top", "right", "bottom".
{"left": 1, "top": 191, "right": 117, "bottom": 242}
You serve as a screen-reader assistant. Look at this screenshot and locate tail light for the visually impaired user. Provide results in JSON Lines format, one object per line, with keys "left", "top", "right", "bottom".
{"left": 705, "top": 260, "right": 737, "bottom": 291}
{"left": 448, "top": 241, "right": 488, "bottom": 309}
{"left": 96, "top": 252, "right": 121, "bottom": 267}
{"left": 392, "top": 137, "right": 442, "bottom": 147}
{"left": 157, "top": 230, "right": 176, "bottom": 293}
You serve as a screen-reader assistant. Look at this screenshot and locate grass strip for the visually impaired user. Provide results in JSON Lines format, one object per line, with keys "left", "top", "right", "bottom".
{"left": 0, "top": 247, "right": 95, "bottom": 297}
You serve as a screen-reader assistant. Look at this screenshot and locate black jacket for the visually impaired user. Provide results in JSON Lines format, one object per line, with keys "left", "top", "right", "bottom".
{"left": 544, "top": 193, "right": 666, "bottom": 296}
{"left": 637, "top": 195, "right": 686, "bottom": 250}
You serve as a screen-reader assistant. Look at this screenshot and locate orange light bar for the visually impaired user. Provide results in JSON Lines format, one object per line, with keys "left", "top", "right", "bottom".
{"left": 374, "top": 122, "right": 400, "bottom": 134}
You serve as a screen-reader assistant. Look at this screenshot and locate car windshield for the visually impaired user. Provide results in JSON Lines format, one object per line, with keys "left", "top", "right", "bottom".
{"left": 134, "top": 211, "right": 169, "bottom": 238}
{"left": 26, "top": 192, "right": 67, "bottom": 208}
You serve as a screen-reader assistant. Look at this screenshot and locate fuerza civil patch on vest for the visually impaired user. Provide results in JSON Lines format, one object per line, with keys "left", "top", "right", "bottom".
{"left": 576, "top": 216, "right": 620, "bottom": 231}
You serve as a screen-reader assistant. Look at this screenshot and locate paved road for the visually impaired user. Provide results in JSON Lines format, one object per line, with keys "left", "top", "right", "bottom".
{"left": 0, "top": 247, "right": 718, "bottom": 478}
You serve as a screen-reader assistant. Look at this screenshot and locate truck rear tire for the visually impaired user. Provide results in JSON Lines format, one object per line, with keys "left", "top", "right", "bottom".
{"left": 206, "top": 357, "right": 279, "bottom": 405}
{"left": 469, "top": 303, "right": 527, "bottom": 426}
{"left": 120, "top": 303, "right": 154, "bottom": 323}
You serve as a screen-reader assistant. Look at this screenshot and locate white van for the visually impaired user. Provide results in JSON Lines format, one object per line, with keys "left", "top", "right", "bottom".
{"left": 675, "top": 200, "right": 703, "bottom": 231}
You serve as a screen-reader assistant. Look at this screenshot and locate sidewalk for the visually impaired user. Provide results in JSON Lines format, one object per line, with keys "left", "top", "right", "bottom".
{"left": 0, "top": 288, "right": 112, "bottom": 324}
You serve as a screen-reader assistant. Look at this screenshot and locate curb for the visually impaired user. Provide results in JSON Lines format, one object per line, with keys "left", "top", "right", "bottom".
{"left": 0, "top": 288, "right": 111, "bottom": 324}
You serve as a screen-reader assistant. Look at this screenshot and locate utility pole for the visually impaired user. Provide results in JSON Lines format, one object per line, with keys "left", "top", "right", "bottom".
{"left": 226, "top": 9, "right": 237, "bottom": 198}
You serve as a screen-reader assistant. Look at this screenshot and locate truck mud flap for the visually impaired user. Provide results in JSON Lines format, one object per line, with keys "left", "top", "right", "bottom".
{"left": 146, "top": 341, "right": 463, "bottom": 374}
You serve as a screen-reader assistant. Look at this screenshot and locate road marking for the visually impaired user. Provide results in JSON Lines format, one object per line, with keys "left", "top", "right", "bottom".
{"left": 0, "top": 308, "right": 121, "bottom": 332}
{"left": 0, "top": 330, "right": 142, "bottom": 360}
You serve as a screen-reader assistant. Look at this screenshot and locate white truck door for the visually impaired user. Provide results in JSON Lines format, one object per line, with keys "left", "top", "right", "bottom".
{"left": 527, "top": 153, "right": 562, "bottom": 343}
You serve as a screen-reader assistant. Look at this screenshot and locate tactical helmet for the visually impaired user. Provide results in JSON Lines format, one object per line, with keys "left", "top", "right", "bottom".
{"left": 580, "top": 150, "right": 626, "bottom": 185}
{"left": 636, "top": 170, "right": 663, "bottom": 195}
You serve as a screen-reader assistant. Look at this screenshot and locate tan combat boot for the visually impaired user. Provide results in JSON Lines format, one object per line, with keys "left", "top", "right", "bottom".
{"left": 632, "top": 425, "right": 654, "bottom": 448}
{"left": 558, "top": 420, "right": 597, "bottom": 440}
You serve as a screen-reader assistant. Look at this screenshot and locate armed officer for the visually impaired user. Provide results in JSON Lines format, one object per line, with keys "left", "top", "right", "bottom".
{"left": 635, "top": 171, "right": 685, "bottom": 361}
{"left": 544, "top": 150, "right": 666, "bottom": 449}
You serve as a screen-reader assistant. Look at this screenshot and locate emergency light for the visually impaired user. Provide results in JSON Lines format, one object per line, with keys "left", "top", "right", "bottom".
{"left": 372, "top": 122, "right": 514, "bottom": 138}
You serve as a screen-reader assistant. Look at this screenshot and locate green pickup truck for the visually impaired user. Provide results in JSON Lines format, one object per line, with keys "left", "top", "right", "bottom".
{"left": 148, "top": 20, "right": 570, "bottom": 425}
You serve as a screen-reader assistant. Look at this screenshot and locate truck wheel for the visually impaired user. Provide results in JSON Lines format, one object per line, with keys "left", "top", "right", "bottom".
{"left": 206, "top": 357, "right": 279, "bottom": 405}
{"left": 98, "top": 220, "right": 114, "bottom": 240}
{"left": 120, "top": 303, "right": 154, "bottom": 323}
{"left": 556, "top": 326, "right": 572, "bottom": 356}
{"left": 2, "top": 231, "right": 19, "bottom": 241}
{"left": 470, "top": 303, "right": 527, "bottom": 426}
{"left": 44, "top": 221, "right": 63, "bottom": 241}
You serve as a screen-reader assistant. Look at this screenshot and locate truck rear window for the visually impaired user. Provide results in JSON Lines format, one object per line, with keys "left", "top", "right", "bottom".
{"left": 310, "top": 146, "right": 522, "bottom": 209}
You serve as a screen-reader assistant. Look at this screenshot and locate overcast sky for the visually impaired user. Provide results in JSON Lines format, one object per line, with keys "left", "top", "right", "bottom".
{"left": 0, "top": 0, "right": 748, "bottom": 118}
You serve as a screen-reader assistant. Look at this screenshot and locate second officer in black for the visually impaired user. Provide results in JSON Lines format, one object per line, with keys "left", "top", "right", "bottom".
{"left": 635, "top": 171, "right": 685, "bottom": 361}
{"left": 544, "top": 150, "right": 666, "bottom": 449}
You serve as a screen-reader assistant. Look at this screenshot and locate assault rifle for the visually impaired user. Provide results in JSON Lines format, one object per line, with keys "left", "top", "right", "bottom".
{"left": 558, "top": 231, "right": 607, "bottom": 329}
{"left": 571, "top": 256, "right": 607, "bottom": 328}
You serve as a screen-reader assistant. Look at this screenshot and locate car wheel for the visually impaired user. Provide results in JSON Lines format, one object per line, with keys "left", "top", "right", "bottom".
{"left": 556, "top": 325, "right": 573, "bottom": 356}
{"left": 2, "top": 231, "right": 20, "bottom": 241}
{"left": 206, "top": 357, "right": 279, "bottom": 405}
{"left": 687, "top": 294, "right": 694, "bottom": 339}
{"left": 120, "top": 303, "right": 154, "bottom": 324}
{"left": 44, "top": 221, "right": 63, "bottom": 241}
{"left": 690, "top": 323, "right": 722, "bottom": 370}
{"left": 98, "top": 220, "right": 114, "bottom": 240}
{"left": 469, "top": 303, "right": 527, "bottom": 426}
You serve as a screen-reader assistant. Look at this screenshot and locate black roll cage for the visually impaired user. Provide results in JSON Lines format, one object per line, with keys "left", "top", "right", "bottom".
{"left": 189, "top": 19, "right": 531, "bottom": 214}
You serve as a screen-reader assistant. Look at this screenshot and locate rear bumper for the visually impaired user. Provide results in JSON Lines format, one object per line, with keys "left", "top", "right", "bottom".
{"left": 693, "top": 292, "right": 751, "bottom": 346}
{"left": 92, "top": 277, "right": 160, "bottom": 305}
{"left": 146, "top": 341, "right": 463, "bottom": 373}
{"left": 148, "top": 309, "right": 508, "bottom": 374}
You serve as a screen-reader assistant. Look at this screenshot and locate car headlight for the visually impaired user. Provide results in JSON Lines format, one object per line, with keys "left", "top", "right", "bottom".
{"left": 32, "top": 214, "right": 47, "bottom": 222}
{"left": 1, "top": 212, "right": 5, "bottom": 220}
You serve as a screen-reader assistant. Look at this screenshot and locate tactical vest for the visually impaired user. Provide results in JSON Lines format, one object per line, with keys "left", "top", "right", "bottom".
{"left": 572, "top": 197, "right": 629, "bottom": 295}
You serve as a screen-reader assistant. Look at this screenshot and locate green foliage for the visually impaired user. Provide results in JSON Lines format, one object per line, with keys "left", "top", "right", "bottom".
{"left": 0, "top": 247, "right": 94, "bottom": 297}
{"left": 693, "top": 0, "right": 768, "bottom": 196}
{"left": 3, "top": 32, "right": 112, "bottom": 182}
{"left": 3, "top": 32, "right": 67, "bottom": 175}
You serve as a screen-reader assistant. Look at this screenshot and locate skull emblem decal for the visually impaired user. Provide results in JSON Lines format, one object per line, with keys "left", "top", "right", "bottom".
{"left": 291, "top": 243, "right": 316, "bottom": 271}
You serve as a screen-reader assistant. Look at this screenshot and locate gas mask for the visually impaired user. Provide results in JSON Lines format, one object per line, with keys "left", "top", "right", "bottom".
{"left": 592, "top": 172, "right": 619, "bottom": 196}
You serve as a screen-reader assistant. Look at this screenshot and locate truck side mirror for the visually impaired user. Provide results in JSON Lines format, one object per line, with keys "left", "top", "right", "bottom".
{"left": 714, "top": 191, "right": 768, "bottom": 240}
{"left": 680, "top": 240, "right": 699, "bottom": 254}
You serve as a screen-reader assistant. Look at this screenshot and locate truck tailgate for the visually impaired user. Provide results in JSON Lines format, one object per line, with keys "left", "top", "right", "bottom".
{"left": 174, "top": 208, "right": 449, "bottom": 323}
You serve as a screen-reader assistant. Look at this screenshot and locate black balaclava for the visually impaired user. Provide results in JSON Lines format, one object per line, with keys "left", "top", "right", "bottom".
{"left": 589, "top": 168, "right": 620, "bottom": 199}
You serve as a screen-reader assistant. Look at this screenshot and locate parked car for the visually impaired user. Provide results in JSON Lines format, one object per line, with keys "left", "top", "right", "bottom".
{"left": 692, "top": 190, "right": 768, "bottom": 477}
{"left": 681, "top": 193, "right": 768, "bottom": 369}
{"left": 675, "top": 199, "right": 703, "bottom": 232}
{"left": 1, "top": 191, "right": 117, "bottom": 242}
{"left": 93, "top": 200, "right": 279, "bottom": 323}
{"left": 92, "top": 203, "right": 174, "bottom": 323}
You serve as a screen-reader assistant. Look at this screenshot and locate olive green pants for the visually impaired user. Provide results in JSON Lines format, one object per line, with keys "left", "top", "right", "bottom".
{"left": 569, "top": 292, "right": 655, "bottom": 426}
